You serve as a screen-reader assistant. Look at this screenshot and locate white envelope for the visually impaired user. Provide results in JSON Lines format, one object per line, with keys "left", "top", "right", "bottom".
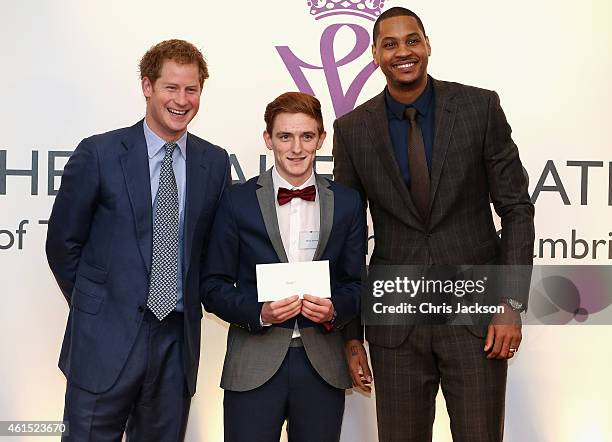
{"left": 256, "top": 260, "right": 331, "bottom": 302}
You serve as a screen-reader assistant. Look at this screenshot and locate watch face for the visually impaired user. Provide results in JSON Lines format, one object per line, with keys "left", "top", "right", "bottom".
{"left": 505, "top": 298, "right": 523, "bottom": 311}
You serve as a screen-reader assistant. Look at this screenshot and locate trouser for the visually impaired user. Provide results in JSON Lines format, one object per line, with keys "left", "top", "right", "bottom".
{"left": 224, "top": 342, "right": 345, "bottom": 442}
{"left": 63, "top": 310, "right": 190, "bottom": 442}
{"left": 370, "top": 325, "right": 507, "bottom": 442}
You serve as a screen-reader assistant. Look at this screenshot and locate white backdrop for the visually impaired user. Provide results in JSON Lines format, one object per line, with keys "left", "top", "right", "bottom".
{"left": 1, "top": 1, "right": 611, "bottom": 441}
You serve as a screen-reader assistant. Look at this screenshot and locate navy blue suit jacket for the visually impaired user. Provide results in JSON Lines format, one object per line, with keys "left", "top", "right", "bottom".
{"left": 202, "top": 173, "right": 364, "bottom": 334}
{"left": 46, "top": 120, "right": 230, "bottom": 395}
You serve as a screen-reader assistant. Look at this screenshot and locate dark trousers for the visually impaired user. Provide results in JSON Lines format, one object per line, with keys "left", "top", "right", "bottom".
{"left": 224, "top": 345, "right": 345, "bottom": 442}
{"left": 370, "top": 325, "right": 507, "bottom": 442}
{"left": 62, "top": 311, "right": 190, "bottom": 442}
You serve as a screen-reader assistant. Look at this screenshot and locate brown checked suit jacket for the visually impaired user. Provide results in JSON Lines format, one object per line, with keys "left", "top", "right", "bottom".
{"left": 333, "top": 78, "right": 535, "bottom": 347}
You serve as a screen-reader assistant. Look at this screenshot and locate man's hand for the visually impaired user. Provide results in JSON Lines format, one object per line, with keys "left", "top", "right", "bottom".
{"left": 484, "top": 303, "right": 522, "bottom": 359}
{"left": 261, "top": 295, "right": 302, "bottom": 324}
{"left": 345, "top": 339, "right": 372, "bottom": 392}
{"left": 301, "top": 294, "right": 335, "bottom": 323}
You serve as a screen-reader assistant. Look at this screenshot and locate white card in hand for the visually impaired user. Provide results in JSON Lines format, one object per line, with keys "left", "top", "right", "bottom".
{"left": 256, "top": 260, "right": 331, "bottom": 302}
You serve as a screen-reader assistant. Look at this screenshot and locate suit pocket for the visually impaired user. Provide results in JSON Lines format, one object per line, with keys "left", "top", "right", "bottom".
{"left": 78, "top": 261, "right": 108, "bottom": 283}
{"left": 474, "top": 238, "right": 501, "bottom": 264}
{"left": 72, "top": 288, "right": 103, "bottom": 314}
{"left": 72, "top": 264, "right": 106, "bottom": 314}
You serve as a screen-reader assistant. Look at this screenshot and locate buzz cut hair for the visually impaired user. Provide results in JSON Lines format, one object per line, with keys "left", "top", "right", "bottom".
{"left": 372, "top": 7, "right": 427, "bottom": 45}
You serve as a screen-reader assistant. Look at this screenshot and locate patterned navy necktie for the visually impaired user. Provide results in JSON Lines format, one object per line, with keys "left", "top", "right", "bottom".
{"left": 147, "top": 142, "right": 179, "bottom": 320}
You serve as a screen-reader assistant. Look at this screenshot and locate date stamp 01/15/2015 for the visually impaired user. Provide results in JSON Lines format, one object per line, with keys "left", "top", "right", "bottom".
{"left": 0, "top": 421, "right": 68, "bottom": 437}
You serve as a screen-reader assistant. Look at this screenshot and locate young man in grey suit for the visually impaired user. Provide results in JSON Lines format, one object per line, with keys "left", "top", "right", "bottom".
{"left": 333, "top": 7, "right": 535, "bottom": 442}
{"left": 203, "top": 92, "right": 365, "bottom": 442}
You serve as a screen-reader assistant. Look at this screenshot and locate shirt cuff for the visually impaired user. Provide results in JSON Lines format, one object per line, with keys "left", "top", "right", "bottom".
{"left": 322, "top": 307, "right": 338, "bottom": 331}
{"left": 260, "top": 314, "right": 272, "bottom": 327}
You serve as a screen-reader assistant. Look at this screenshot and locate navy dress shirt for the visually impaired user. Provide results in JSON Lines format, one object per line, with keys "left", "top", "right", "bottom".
{"left": 384, "top": 76, "right": 435, "bottom": 188}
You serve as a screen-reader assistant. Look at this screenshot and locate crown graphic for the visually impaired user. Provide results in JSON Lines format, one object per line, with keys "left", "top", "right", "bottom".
{"left": 307, "top": 0, "right": 385, "bottom": 21}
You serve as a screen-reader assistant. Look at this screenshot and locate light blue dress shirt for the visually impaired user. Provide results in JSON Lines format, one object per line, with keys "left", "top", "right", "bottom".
{"left": 143, "top": 119, "right": 187, "bottom": 312}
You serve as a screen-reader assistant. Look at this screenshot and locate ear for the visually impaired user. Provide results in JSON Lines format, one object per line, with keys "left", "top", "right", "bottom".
{"left": 316, "top": 131, "right": 327, "bottom": 150}
{"left": 426, "top": 36, "right": 431, "bottom": 56}
{"left": 263, "top": 130, "right": 273, "bottom": 150}
{"left": 371, "top": 44, "right": 379, "bottom": 66}
{"left": 142, "top": 77, "right": 153, "bottom": 99}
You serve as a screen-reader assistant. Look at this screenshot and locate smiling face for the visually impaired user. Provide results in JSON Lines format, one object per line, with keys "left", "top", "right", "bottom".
{"left": 373, "top": 15, "right": 431, "bottom": 97}
{"left": 264, "top": 112, "right": 326, "bottom": 187}
{"left": 142, "top": 59, "right": 201, "bottom": 142}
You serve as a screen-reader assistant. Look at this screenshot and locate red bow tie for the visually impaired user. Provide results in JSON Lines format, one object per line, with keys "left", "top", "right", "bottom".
{"left": 277, "top": 185, "right": 316, "bottom": 206}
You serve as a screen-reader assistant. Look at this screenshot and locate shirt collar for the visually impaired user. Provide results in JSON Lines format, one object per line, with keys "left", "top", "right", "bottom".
{"left": 143, "top": 119, "right": 187, "bottom": 160}
{"left": 384, "top": 75, "right": 434, "bottom": 119}
{"left": 272, "top": 167, "right": 317, "bottom": 194}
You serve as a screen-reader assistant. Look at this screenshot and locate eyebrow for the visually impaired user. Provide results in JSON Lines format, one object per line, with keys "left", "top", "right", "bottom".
{"left": 275, "top": 131, "right": 316, "bottom": 136}
{"left": 161, "top": 82, "right": 199, "bottom": 88}
{"left": 382, "top": 32, "right": 421, "bottom": 41}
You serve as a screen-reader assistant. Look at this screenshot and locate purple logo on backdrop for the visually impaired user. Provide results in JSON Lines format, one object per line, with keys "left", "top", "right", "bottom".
{"left": 276, "top": 0, "right": 386, "bottom": 118}
{"left": 531, "top": 267, "right": 612, "bottom": 324}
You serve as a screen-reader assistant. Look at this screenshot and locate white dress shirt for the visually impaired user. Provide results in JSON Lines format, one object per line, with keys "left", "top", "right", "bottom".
{"left": 266, "top": 167, "right": 320, "bottom": 337}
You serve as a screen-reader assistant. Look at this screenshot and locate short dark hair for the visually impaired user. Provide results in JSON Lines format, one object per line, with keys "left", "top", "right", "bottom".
{"left": 373, "top": 7, "right": 427, "bottom": 45}
{"left": 139, "top": 39, "right": 209, "bottom": 88}
{"left": 264, "top": 92, "right": 325, "bottom": 135}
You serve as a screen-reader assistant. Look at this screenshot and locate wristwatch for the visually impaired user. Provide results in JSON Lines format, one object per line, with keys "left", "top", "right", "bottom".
{"left": 330, "top": 309, "right": 338, "bottom": 324}
{"left": 323, "top": 309, "right": 339, "bottom": 332}
{"left": 501, "top": 297, "right": 524, "bottom": 312}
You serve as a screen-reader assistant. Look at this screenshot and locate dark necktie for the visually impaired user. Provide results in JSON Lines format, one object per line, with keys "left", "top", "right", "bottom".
{"left": 405, "top": 107, "right": 430, "bottom": 219}
{"left": 277, "top": 185, "right": 316, "bottom": 206}
{"left": 147, "top": 142, "right": 179, "bottom": 320}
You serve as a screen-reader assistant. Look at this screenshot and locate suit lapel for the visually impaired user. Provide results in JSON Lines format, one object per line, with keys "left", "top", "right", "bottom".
{"left": 365, "top": 91, "right": 421, "bottom": 221}
{"left": 119, "top": 121, "right": 153, "bottom": 273}
{"left": 313, "top": 174, "right": 333, "bottom": 261}
{"left": 256, "top": 169, "right": 288, "bottom": 263}
{"left": 429, "top": 79, "right": 457, "bottom": 217}
{"left": 184, "top": 133, "right": 210, "bottom": 274}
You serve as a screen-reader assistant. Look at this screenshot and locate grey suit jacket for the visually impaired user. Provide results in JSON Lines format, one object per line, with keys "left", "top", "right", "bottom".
{"left": 203, "top": 170, "right": 365, "bottom": 391}
{"left": 333, "top": 78, "right": 535, "bottom": 346}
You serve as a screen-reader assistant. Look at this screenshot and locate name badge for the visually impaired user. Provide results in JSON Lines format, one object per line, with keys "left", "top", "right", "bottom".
{"left": 299, "top": 230, "right": 319, "bottom": 250}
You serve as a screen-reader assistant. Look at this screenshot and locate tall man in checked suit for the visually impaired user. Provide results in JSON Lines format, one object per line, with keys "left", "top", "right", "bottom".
{"left": 46, "top": 40, "right": 230, "bottom": 441}
{"left": 333, "top": 7, "right": 535, "bottom": 442}
{"left": 203, "top": 92, "right": 364, "bottom": 442}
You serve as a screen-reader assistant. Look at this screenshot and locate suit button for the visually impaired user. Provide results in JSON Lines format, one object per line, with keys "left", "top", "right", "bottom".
{"left": 138, "top": 306, "right": 145, "bottom": 313}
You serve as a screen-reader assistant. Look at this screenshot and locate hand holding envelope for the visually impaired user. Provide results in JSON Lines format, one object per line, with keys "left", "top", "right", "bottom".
{"left": 257, "top": 261, "right": 335, "bottom": 324}
{"left": 260, "top": 295, "right": 303, "bottom": 324}
{"left": 301, "top": 294, "right": 335, "bottom": 323}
